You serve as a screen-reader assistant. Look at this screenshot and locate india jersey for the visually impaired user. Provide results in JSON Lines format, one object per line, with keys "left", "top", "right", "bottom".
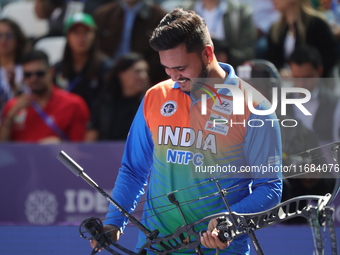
{"left": 105, "top": 63, "right": 282, "bottom": 255}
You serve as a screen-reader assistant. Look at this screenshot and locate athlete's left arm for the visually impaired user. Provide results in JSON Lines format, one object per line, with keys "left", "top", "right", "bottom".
{"left": 230, "top": 102, "right": 282, "bottom": 213}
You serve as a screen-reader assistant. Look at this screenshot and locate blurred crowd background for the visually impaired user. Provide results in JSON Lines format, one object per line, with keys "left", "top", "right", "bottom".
{"left": 0, "top": 0, "right": 339, "bottom": 209}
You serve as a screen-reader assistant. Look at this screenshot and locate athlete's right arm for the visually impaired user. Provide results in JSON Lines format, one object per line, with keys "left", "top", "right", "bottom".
{"left": 104, "top": 98, "right": 154, "bottom": 231}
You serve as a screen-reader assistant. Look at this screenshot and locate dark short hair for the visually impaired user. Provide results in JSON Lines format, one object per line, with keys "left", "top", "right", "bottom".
{"left": 149, "top": 8, "right": 212, "bottom": 54}
{"left": 288, "top": 46, "right": 322, "bottom": 69}
{"left": 22, "top": 50, "right": 49, "bottom": 66}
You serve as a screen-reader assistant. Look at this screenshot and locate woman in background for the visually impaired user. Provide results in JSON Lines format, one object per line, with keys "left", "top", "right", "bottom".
{"left": 86, "top": 53, "right": 150, "bottom": 141}
{"left": 266, "top": 0, "right": 337, "bottom": 77}
{"left": 0, "top": 18, "right": 28, "bottom": 117}
{"left": 54, "top": 12, "right": 111, "bottom": 110}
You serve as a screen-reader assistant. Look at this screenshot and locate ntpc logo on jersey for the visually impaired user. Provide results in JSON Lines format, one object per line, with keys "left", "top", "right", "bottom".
{"left": 201, "top": 84, "right": 312, "bottom": 128}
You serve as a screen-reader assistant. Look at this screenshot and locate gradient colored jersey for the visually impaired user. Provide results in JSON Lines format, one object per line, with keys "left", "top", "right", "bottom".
{"left": 105, "top": 63, "right": 282, "bottom": 255}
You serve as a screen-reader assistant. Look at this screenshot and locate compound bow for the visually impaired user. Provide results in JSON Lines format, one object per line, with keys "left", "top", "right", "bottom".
{"left": 57, "top": 142, "right": 340, "bottom": 255}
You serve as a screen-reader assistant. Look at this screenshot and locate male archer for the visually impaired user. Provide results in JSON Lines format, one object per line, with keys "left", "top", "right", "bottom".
{"left": 91, "top": 8, "right": 282, "bottom": 254}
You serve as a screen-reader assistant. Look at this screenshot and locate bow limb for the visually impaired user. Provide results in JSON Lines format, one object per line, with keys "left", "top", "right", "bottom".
{"left": 139, "top": 194, "right": 335, "bottom": 255}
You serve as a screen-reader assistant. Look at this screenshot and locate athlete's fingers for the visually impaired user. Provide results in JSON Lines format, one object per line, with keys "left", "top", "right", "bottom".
{"left": 200, "top": 231, "right": 211, "bottom": 248}
{"left": 201, "top": 229, "right": 231, "bottom": 250}
{"left": 211, "top": 229, "right": 231, "bottom": 250}
{"left": 201, "top": 230, "right": 218, "bottom": 248}
{"left": 90, "top": 240, "right": 103, "bottom": 252}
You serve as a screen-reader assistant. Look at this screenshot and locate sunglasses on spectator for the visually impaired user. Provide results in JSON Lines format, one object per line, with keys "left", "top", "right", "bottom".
{"left": 24, "top": 70, "right": 47, "bottom": 79}
{"left": 0, "top": 33, "right": 14, "bottom": 40}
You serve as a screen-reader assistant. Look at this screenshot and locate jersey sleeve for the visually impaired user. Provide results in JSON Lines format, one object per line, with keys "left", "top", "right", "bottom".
{"left": 104, "top": 98, "right": 154, "bottom": 231}
{"left": 230, "top": 100, "right": 282, "bottom": 213}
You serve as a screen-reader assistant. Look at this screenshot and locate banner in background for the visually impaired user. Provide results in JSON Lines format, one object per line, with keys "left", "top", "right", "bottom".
{"left": 0, "top": 142, "right": 126, "bottom": 225}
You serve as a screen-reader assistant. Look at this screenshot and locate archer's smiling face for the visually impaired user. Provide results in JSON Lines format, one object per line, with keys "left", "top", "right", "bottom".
{"left": 159, "top": 43, "right": 209, "bottom": 93}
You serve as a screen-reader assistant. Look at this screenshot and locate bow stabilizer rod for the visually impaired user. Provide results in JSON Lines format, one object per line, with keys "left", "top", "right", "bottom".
{"left": 57, "top": 151, "right": 159, "bottom": 242}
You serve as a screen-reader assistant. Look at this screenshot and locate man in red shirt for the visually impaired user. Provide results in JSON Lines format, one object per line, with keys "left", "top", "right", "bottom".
{"left": 0, "top": 50, "right": 90, "bottom": 143}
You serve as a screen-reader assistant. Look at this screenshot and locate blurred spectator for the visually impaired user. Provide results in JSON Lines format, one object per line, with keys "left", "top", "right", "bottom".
{"left": 316, "top": 0, "right": 340, "bottom": 63}
{"left": 0, "top": 50, "right": 89, "bottom": 143}
{"left": 238, "top": 0, "right": 280, "bottom": 59}
{"left": 0, "top": 18, "right": 29, "bottom": 118}
{"left": 86, "top": 53, "right": 149, "bottom": 141}
{"left": 187, "top": 0, "right": 255, "bottom": 67}
{"left": 93, "top": 0, "right": 167, "bottom": 85}
{"left": 287, "top": 45, "right": 340, "bottom": 145}
{"left": 267, "top": 0, "right": 337, "bottom": 78}
{"left": 54, "top": 12, "right": 111, "bottom": 110}
{"left": 34, "top": 0, "right": 67, "bottom": 38}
